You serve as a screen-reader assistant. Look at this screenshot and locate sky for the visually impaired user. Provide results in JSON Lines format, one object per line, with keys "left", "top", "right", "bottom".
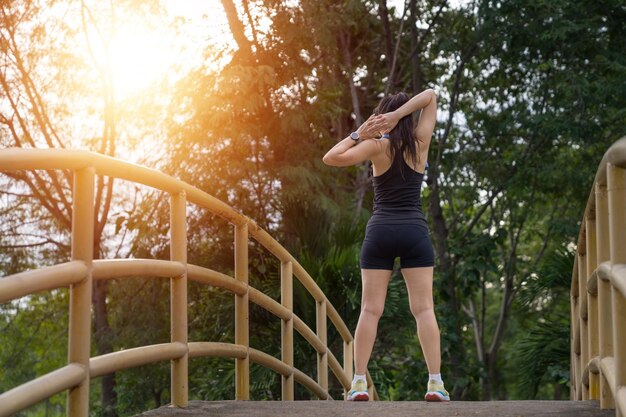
{"left": 95, "top": 0, "right": 471, "bottom": 101}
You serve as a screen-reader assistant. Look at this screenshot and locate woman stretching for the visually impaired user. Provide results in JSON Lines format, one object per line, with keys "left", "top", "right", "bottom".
{"left": 322, "top": 89, "right": 449, "bottom": 402}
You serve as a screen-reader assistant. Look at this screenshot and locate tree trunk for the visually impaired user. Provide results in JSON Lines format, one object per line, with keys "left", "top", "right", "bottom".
{"left": 221, "top": 0, "right": 254, "bottom": 64}
{"left": 427, "top": 169, "right": 466, "bottom": 398}
{"left": 82, "top": 4, "right": 118, "bottom": 408}
{"left": 153, "top": 389, "right": 162, "bottom": 408}
{"left": 378, "top": 0, "right": 394, "bottom": 74}
{"left": 94, "top": 24, "right": 118, "bottom": 412}
{"left": 480, "top": 334, "right": 496, "bottom": 399}
{"left": 337, "top": 30, "right": 370, "bottom": 215}
{"left": 553, "top": 382, "right": 562, "bottom": 400}
{"left": 384, "top": 2, "right": 408, "bottom": 95}
{"left": 93, "top": 237, "right": 117, "bottom": 417}
{"left": 409, "top": 0, "right": 423, "bottom": 94}
{"left": 425, "top": 50, "right": 474, "bottom": 396}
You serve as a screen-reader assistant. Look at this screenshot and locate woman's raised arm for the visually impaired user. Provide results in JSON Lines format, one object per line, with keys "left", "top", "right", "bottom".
{"left": 393, "top": 89, "right": 436, "bottom": 119}
{"left": 377, "top": 89, "right": 437, "bottom": 141}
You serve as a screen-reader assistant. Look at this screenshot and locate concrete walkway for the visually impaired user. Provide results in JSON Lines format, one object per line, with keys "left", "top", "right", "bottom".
{"left": 135, "top": 400, "right": 614, "bottom": 417}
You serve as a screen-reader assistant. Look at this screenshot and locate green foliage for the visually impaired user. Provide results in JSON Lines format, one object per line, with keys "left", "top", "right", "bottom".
{"left": 510, "top": 247, "right": 573, "bottom": 399}
{"left": 2, "top": 0, "right": 626, "bottom": 412}
{"left": 0, "top": 292, "right": 69, "bottom": 416}
{"left": 514, "top": 318, "right": 571, "bottom": 399}
{"left": 121, "top": 0, "right": 626, "bottom": 405}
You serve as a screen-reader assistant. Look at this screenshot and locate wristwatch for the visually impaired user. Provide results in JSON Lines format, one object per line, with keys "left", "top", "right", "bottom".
{"left": 350, "top": 131, "right": 360, "bottom": 142}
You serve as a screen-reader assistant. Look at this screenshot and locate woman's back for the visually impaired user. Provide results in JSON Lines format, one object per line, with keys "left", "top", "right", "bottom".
{"left": 370, "top": 147, "right": 426, "bottom": 225}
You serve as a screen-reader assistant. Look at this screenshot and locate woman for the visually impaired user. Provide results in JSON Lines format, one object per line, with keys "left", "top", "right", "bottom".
{"left": 322, "top": 89, "right": 449, "bottom": 402}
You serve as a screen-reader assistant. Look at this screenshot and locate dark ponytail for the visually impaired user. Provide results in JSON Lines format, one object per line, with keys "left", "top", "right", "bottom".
{"left": 373, "top": 92, "right": 419, "bottom": 174}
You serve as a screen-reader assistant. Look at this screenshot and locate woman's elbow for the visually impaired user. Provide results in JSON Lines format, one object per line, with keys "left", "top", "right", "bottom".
{"left": 322, "top": 153, "right": 336, "bottom": 166}
{"left": 423, "top": 88, "right": 437, "bottom": 108}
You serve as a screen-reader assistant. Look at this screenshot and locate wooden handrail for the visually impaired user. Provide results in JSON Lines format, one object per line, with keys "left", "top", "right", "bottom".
{"left": 0, "top": 261, "right": 88, "bottom": 303}
{"left": 92, "top": 259, "right": 186, "bottom": 280}
{"left": 0, "top": 148, "right": 375, "bottom": 417}
{"left": 0, "top": 364, "right": 86, "bottom": 417}
{"left": 90, "top": 343, "right": 188, "bottom": 378}
{"left": 571, "top": 137, "right": 626, "bottom": 417}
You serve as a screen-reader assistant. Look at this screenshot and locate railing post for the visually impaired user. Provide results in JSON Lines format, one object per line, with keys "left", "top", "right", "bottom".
{"left": 170, "top": 192, "right": 188, "bottom": 407}
{"left": 235, "top": 224, "right": 249, "bottom": 400}
{"left": 586, "top": 216, "right": 599, "bottom": 399}
{"left": 578, "top": 253, "right": 590, "bottom": 400}
{"left": 608, "top": 163, "right": 626, "bottom": 417}
{"left": 343, "top": 340, "right": 353, "bottom": 400}
{"left": 316, "top": 299, "right": 328, "bottom": 396}
{"left": 281, "top": 261, "right": 294, "bottom": 400}
{"left": 571, "top": 257, "right": 580, "bottom": 400}
{"left": 68, "top": 167, "right": 94, "bottom": 417}
{"left": 596, "top": 183, "right": 615, "bottom": 408}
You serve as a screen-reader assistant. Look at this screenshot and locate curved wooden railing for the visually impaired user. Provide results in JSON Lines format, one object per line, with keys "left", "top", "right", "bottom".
{"left": 572, "top": 137, "right": 626, "bottom": 417}
{"left": 0, "top": 148, "right": 378, "bottom": 417}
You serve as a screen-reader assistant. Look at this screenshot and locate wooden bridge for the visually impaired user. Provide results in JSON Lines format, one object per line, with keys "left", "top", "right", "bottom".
{"left": 0, "top": 139, "right": 625, "bottom": 416}
{"left": 135, "top": 399, "right": 613, "bottom": 417}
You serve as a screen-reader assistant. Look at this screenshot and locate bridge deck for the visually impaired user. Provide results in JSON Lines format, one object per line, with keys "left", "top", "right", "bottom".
{"left": 135, "top": 400, "right": 612, "bottom": 417}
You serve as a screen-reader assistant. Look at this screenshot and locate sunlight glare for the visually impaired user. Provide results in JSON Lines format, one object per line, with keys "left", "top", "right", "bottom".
{"left": 104, "top": 1, "right": 231, "bottom": 99}
{"left": 109, "top": 24, "right": 177, "bottom": 99}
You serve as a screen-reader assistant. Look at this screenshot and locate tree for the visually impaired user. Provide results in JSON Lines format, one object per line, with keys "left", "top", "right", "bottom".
{"left": 3, "top": 0, "right": 625, "bottom": 410}
{"left": 1, "top": 0, "right": 175, "bottom": 414}
{"left": 404, "top": 0, "right": 626, "bottom": 398}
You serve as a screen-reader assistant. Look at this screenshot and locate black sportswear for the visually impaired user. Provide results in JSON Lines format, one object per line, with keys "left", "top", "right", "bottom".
{"left": 359, "top": 153, "right": 434, "bottom": 270}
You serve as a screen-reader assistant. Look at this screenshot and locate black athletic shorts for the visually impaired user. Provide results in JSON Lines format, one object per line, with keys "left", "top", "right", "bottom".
{"left": 359, "top": 221, "right": 435, "bottom": 270}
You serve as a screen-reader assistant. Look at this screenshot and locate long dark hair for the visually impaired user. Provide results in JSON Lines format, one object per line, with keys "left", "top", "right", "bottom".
{"left": 373, "top": 92, "right": 419, "bottom": 173}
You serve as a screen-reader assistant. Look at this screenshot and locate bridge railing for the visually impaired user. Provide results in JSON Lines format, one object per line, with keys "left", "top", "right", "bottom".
{"left": 572, "top": 137, "right": 626, "bottom": 417}
{"left": 0, "top": 148, "right": 378, "bottom": 417}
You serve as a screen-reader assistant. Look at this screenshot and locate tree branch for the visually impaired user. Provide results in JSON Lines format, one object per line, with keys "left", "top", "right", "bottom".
{"left": 221, "top": 0, "right": 254, "bottom": 61}
{"left": 384, "top": 0, "right": 409, "bottom": 95}
{"left": 241, "top": 0, "right": 261, "bottom": 54}
{"left": 377, "top": 0, "right": 394, "bottom": 74}
{"left": 0, "top": 9, "right": 73, "bottom": 210}
{"left": 460, "top": 185, "right": 504, "bottom": 240}
{"left": 0, "top": 240, "right": 67, "bottom": 250}
{"left": 399, "top": 0, "right": 447, "bottom": 74}
{"left": 3, "top": 172, "right": 71, "bottom": 230}
{"left": 488, "top": 206, "right": 528, "bottom": 357}
{"left": 462, "top": 298, "right": 484, "bottom": 361}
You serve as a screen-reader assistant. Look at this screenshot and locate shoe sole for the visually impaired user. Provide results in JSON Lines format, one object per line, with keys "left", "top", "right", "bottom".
{"left": 424, "top": 392, "right": 450, "bottom": 402}
{"left": 349, "top": 393, "right": 370, "bottom": 401}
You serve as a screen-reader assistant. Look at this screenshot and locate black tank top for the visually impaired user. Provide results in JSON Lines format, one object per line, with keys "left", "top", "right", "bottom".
{"left": 368, "top": 152, "right": 426, "bottom": 226}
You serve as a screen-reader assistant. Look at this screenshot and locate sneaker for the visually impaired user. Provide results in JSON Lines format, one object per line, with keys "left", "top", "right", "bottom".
{"left": 348, "top": 379, "right": 369, "bottom": 401}
{"left": 424, "top": 379, "right": 450, "bottom": 402}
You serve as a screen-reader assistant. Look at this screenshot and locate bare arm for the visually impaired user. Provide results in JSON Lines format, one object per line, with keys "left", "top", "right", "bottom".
{"left": 413, "top": 89, "right": 437, "bottom": 145}
{"left": 322, "top": 114, "right": 386, "bottom": 167}
{"left": 392, "top": 89, "right": 437, "bottom": 120}
{"left": 378, "top": 89, "right": 438, "bottom": 144}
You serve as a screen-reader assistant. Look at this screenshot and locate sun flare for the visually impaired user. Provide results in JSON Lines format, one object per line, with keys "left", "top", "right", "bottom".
{"left": 108, "top": 24, "right": 177, "bottom": 98}
{"left": 85, "top": 0, "right": 231, "bottom": 100}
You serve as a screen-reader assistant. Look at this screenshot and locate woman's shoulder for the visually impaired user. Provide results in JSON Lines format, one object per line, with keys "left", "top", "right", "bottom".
{"left": 371, "top": 138, "right": 391, "bottom": 156}
{"left": 363, "top": 137, "right": 389, "bottom": 152}
{"left": 370, "top": 139, "right": 393, "bottom": 174}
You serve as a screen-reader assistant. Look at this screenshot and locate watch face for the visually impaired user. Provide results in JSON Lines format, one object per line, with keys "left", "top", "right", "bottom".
{"left": 350, "top": 132, "right": 359, "bottom": 140}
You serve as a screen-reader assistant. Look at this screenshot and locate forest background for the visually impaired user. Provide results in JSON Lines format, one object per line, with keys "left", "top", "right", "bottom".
{"left": 1, "top": 0, "right": 625, "bottom": 416}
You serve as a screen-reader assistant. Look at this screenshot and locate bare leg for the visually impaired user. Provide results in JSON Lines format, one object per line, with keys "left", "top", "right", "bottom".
{"left": 401, "top": 266, "right": 441, "bottom": 374}
{"left": 353, "top": 268, "right": 393, "bottom": 375}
